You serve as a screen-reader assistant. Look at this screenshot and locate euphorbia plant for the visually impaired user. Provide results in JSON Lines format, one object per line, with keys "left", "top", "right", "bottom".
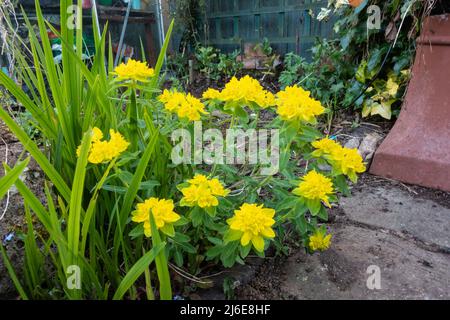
{"left": 0, "top": 0, "right": 366, "bottom": 300}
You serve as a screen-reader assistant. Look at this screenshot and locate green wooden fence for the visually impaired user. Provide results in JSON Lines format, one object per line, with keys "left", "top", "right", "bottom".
{"left": 203, "top": 0, "right": 335, "bottom": 59}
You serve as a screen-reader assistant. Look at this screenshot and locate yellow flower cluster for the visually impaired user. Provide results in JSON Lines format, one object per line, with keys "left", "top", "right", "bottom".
{"left": 311, "top": 137, "right": 366, "bottom": 182}
{"left": 202, "top": 76, "right": 276, "bottom": 109}
{"left": 227, "top": 203, "right": 276, "bottom": 252}
{"left": 112, "top": 59, "right": 155, "bottom": 82}
{"left": 159, "top": 89, "right": 208, "bottom": 121}
{"left": 276, "top": 85, "right": 325, "bottom": 123}
{"left": 311, "top": 137, "right": 342, "bottom": 158}
{"left": 132, "top": 197, "right": 180, "bottom": 238}
{"left": 77, "top": 127, "right": 129, "bottom": 164}
{"left": 293, "top": 170, "right": 334, "bottom": 207}
{"left": 308, "top": 229, "right": 332, "bottom": 252}
{"left": 180, "top": 174, "right": 229, "bottom": 208}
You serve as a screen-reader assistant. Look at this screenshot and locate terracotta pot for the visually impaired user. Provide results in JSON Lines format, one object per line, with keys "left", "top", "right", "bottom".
{"left": 82, "top": 0, "right": 92, "bottom": 9}
{"left": 370, "top": 14, "right": 450, "bottom": 192}
{"left": 349, "top": 0, "right": 363, "bottom": 8}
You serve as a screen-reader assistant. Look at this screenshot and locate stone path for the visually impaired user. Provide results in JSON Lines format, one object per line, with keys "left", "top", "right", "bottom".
{"left": 238, "top": 180, "right": 450, "bottom": 300}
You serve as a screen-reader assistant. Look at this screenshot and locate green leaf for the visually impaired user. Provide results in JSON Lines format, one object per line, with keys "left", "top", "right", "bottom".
{"left": 149, "top": 211, "right": 172, "bottom": 300}
{"left": 371, "top": 102, "right": 392, "bottom": 120}
{"left": 206, "top": 245, "right": 223, "bottom": 259}
{"left": 67, "top": 130, "right": 92, "bottom": 266}
{"left": 150, "top": 19, "right": 174, "bottom": 89}
{"left": 356, "top": 60, "right": 368, "bottom": 83}
{"left": 275, "top": 196, "right": 299, "bottom": 212}
{"left": 0, "top": 108, "right": 71, "bottom": 202}
{"left": 189, "top": 207, "right": 204, "bottom": 227}
{"left": 334, "top": 175, "right": 350, "bottom": 196}
{"left": 318, "top": 206, "right": 329, "bottom": 221}
{"left": 129, "top": 224, "right": 144, "bottom": 239}
{"left": 112, "top": 243, "right": 164, "bottom": 300}
{"left": 239, "top": 244, "right": 252, "bottom": 259}
{"left": 0, "top": 245, "right": 29, "bottom": 300}
{"left": 0, "top": 158, "right": 29, "bottom": 200}
{"left": 306, "top": 198, "right": 321, "bottom": 216}
{"left": 207, "top": 237, "right": 223, "bottom": 246}
{"left": 204, "top": 206, "right": 216, "bottom": 217}
{"left": 224, "top": 229, "right": 242, "bottom": 243}
{"left": 118, "top": 131, "right": 159, "bottom": 228}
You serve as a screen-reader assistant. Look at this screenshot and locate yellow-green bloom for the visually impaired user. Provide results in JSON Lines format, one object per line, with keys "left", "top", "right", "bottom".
{"left": 77, "top": 127, "right": 129, "bottom": 164}
{"left": 330, "top": 148, "right": 366, "bottom": 182}
{"left": 227, "top": 203, "right": 276, "bottom": 252}
{"left": 308, "top": 229, "right": 332, "bottom": 252}
{"left": 202, "top": 76, "right": 275, "bottom": 109}
{"left": 202, "top": 88, "right": 221, "bottom": 100}
{"left": 132, "top": 197, "right": 180, "bottom": 237}
{"left": 276, "top": 85, "right": 325, "bottom": 123}
{"left": 112, "top": 59, "right": 155, "bottom": 82}
{"left": 293, "top": 170, "right": 334, "bottom": 207}
{"left": 158, "top": 90, "right": 208, "bottom": 121}
{"left": 311, "top": 137, "right": 342, "bottom": 158}
{"left": 180, "top": 174, "right": 229, "bottom": 208}
{"left": 311, "top": 137, "right": 366, "bottom": 182}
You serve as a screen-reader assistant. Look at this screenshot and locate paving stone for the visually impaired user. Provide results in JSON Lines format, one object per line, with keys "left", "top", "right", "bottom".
{"left": 281, "top": 224, "right": 450, "bottom": 300}
{"left": 340, "top": 185, "right": 450, "bottom": 249}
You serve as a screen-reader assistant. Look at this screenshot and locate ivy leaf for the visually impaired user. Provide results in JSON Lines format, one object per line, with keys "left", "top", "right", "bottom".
{"left": 371, "top": 101, "right": 392, "bottom": 120}
{"left": 386, "top": 78, "right": 399, "bottom": 96}
{"left": 356, "top": 60, "right": 368, "bottom": 83}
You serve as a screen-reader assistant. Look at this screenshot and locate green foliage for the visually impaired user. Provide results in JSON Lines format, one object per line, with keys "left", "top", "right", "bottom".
{"left": 195, "top": 46, "right": 220, "bottom": 81}
{"left": 217, "top": 50, "right": 243, "bottom": 80}
{"left": 167, "top": 45, "right": 243, "bottom": 89}
{"left": 0, "top": 1, "right": 366, "bottom": 301}
{"left": 0, "top": 1, "right": 176, "bottom": 299}
{"left": 195, "top": 46, "right": 243, "bottom": 82}
{"left": 279, "top": 0, "right": 427, "bottom": 118}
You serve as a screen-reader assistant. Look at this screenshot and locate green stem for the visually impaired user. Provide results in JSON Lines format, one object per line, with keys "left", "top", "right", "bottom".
{"left": 129, "top": 86, "right": 138, "bottom": 150}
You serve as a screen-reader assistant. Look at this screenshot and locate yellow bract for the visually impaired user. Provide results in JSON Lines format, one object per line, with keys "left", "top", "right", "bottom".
{"left": 180, "top": 174, "right": 229, "bottom": 208}
{"left": 311, "top": 137, "right": 366, "bottom": 182}
{"left": 276, "top": 85, "right": 325, "bottom": 123}
{"left": 202, "top": 76, "right": 276, "bottom": 109}
{"left": 227, "top": 203, "right": 276, "bottom": 252}
{"left": 132, "top": 197, "right": 180, "bottom": 238}
{"left": 202, "top": 88, "right": 222, "bottom": 100}
{"left": 77, "top": 127, "right": 129, "bottom": 164}
{"left": 112, "top": 59, "right": 155, "bottom": 82}
{"left": 331, "top": 147, "right": 366, "bottom": 182}
{"left": 159, "top": 89, "right": 208, "bottom": 121}
{"left": 308, "top": 229, "right": 332, "bottom": 252}
{"left": 293, "top": 170, "right": 334, "bottom": 207}
{"left": 311, "top": 137, "right": 342, "bottom": 158}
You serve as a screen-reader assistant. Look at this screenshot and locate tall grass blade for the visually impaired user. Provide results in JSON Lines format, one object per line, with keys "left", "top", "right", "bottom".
{"left": 112, "top": 243, "right": 165, "bottom": 300}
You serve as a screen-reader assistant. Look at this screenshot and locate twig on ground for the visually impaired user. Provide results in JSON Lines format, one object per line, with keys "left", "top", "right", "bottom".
{"left": 169, "top": 263, "right": 213, "bottom": 285}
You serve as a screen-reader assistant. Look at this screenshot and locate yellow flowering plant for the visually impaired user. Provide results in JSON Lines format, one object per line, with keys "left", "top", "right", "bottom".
{"left": 308, "top": 226, "right": 332, "bottom": 252}
{"left": 0, "top": 0, "right": 368, "bottom": 301}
